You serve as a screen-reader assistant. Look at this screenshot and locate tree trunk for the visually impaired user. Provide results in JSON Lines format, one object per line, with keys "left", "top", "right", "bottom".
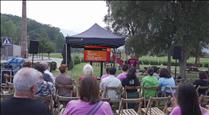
{"left": 195, "top": 54, "right": 200, "bottom": 66}
{"left": 179, "top": 49, "right": 187, "bottom": 80}
{"left": 41, "top": 49, "right": 43, "bottom": 60}
{"left": 167, "top": 48, "right": 172, "bottom": 72}
{"left": 48, "top": 53, "right": 50, "bottom": 59}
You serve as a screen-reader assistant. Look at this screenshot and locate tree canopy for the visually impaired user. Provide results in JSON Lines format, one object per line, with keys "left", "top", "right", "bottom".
{"left": 105, "top": 1, "right": 209, "bottom": 77}
{"left": 1, "top": 14, "right": 64, "bottom": 53}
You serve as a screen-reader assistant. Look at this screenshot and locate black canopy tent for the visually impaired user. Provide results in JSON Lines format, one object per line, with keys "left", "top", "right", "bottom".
{"left": 62, "top": 23, "right": 125, "bottom": 77}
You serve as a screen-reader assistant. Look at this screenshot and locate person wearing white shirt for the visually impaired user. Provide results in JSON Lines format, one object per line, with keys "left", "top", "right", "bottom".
{"left": 100, "top": 67, "right": 122, "bottom": 100}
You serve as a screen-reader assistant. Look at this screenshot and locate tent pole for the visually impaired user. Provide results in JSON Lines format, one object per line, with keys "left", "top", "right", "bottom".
{"left": 65, "top": 43, "right": 67, "bottom": 65}
{"left": 100, "top": 62, "right": 103, "bottom": 78}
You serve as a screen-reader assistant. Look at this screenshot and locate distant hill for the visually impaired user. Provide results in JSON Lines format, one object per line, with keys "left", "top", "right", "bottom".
{"left": 60, "top": 28, "right": 78, "bottom": 37}
{"left": 1, "top": 13, "right": 65, "bottom": 52}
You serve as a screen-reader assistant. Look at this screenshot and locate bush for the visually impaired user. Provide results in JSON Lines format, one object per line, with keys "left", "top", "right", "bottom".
{"left": 140, "top": 59, "right": 209, "bottom": 67}
{"left": 74, "top": 56, "right": 81, "bottom": 65}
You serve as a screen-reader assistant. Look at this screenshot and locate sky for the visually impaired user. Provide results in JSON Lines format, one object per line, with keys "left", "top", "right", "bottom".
{"left": 1, "top": 1, "right": 108, "bottom": 35}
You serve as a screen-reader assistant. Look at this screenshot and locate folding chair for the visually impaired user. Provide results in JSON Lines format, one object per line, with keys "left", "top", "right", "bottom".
{"left": 141, "top": 86, "right": 159, "bottom": 107}
{"left": 200, "top": 95, "right": 209, "bottom": 110}
{"left": 55, "top": 83, "right": 75, "bottom": 97}
{"left": 34, "top": 95, "right": 54, "bottom": 115}
{"left": 124, "top": 86, "right": 141, "bottom": 108}
{"left": 141, "top": 96, "right": 171, "bottom": 115}
{"left": 116, "top": 98, "right": 144, "bottom": 115}
{"left": 196, "top": 86, "right": 209, "bottom": 96}
{"left": 103, "top": 86, "right": 123, "bottom": 112}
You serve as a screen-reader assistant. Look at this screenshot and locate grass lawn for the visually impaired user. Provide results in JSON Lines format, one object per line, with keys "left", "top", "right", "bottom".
{"left": 52, "top": 62, "right": 122, "bottom": 80}
{"left": 52, "top": 62, "right": 200, "bottom": 84}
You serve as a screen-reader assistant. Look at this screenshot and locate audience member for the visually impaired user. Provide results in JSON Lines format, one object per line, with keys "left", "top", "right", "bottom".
{"left": 33, "top": 63, "right": 55, "bottom": 96}
{"left": 193, "top": 71, "right": 209, "bottom": 96}
{"left": 22, "top": 61, "right": 32, "bottom": 67}
{"left": 55, "top": 64, "right": 73, "bottom": 97}
{"left": 34, "top": 63, "right": 54, "bottom": 83}
{"left": 79, "top": 64, "right": 97, "bottom": 81}
{"left": 117, "top": 64, "right": 129, "bottom": 81}
{"left": 204, "top": 111, "right": 209, "bottom": 115}
{"left": 122, "top": 67, "right": 140, "bottom": 109}
{"left": 170, "top": 84, "right": 207, "bottom": 115}
{"left": 100, "top": 67, "right": 122, "bottom": 100}
{"left": 141, "top": 68, "right": 159, "bottom": 98}
{"left": 152, "top": 66, "right": 160, "bottom": 79}
{"left": 41, "top": 62, "right": 55, "bottom": 84}
{"left": 101, "top": 67, "right": 110, "bottom": 80}
{"left": 122, "top": 67, "right": 140, "bottom": 98}
{"left": 159, "top": 68, "right": 176, "bottom": 96}
{"left": 63, "top": 77, "right": 113, "bottom": 115}
{"left": 1, "top": 68, "right": 51, "bottom": 115}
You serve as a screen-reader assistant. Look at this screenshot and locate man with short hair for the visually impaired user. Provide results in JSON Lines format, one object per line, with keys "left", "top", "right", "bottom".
{"left": 100, "top": 67, "right": 122, "bottom": 100}
{"left": 1, "top": 68, "right": 51, "bottom": 115}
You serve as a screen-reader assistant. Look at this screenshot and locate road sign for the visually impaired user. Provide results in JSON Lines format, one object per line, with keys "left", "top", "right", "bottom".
{"left": 2, "top": 37, "right": 12, "bottom": 46}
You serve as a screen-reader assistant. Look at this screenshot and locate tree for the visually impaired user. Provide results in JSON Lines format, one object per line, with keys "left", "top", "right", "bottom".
{"left": 1, "top": 14, "right": 65, "bottom": 53}
{"left": 105, "top": 1, "right": 209, "bottom": 78}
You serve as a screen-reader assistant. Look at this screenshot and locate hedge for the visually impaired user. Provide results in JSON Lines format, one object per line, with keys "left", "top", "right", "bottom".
{"left": 140, "top": 60, "right": 209, "bottom": 67}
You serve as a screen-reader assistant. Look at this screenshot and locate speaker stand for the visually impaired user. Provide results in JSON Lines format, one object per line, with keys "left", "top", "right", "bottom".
{"left": 174, "top": 59, "right": 177, "bottom": 79}
{"left": 32, "top": 53, "right": 34, "bottom": 67}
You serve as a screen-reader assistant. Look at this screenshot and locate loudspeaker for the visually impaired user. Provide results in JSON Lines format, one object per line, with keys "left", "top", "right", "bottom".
{"left": 173, "top": 46, "right": 182, "bottom": 60}
{"left": 29, "top": 40, "right": 39, "bottom": 54}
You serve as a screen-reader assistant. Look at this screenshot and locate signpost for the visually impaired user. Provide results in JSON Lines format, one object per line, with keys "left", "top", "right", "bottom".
{"left": 2, "top": 37, "right": 12, "bottom": 59}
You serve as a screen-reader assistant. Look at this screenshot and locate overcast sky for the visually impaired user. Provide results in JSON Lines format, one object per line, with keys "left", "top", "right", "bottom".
{"left": 1, "top": 1, "right": 108, "bottom": 34}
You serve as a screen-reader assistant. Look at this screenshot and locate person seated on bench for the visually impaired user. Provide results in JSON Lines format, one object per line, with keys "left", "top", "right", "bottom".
{"left": 63, "top": 77, "right": 113, "bottom": 115}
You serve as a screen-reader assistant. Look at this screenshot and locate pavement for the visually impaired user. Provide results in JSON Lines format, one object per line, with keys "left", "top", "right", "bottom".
{"left": 25, "top": 56, "right": 63, "bottom": 67}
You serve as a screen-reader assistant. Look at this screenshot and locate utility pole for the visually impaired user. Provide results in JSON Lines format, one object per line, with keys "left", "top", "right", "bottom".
{"left": 21, "top": 0, "right": 28, "bottom": 58}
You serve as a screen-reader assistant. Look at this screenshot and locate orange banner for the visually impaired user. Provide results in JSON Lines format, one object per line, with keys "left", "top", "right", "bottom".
{"left": 84, "top": 47, "right": 111, "bottom": 62}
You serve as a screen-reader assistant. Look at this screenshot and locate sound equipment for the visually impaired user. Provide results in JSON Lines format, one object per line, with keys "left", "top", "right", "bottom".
{"left": 172, "top": 46, "right": 182, "bottom": 60}
{"left": 29, "top": 40, "right": 39, "bottom": 54}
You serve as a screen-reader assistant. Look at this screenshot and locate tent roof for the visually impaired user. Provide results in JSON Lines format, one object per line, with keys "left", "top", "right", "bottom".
{"left": 66, "top": 23, "right": 125, "bottom": 48}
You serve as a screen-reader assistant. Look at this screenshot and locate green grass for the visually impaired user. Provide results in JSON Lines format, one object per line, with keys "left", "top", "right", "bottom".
{"left": 52, "top": 62, "right": 122, "bottom": 80}
{"left": 52, "top": 62, "right": 200, "bottom": 84}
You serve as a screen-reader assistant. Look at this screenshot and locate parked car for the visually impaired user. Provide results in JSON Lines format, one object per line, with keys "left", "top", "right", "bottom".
{"left": 3, "top": 57, "right": 25, "bottom": 75}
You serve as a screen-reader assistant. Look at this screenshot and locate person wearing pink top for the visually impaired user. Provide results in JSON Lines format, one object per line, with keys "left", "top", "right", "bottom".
{"left": 117, "top": 64, "right": 128, "bottom": 81}
{"left": 63, "top": 77, "right": 113, "bottom": 115}
{"left": 205, "top": 111, "right": 209, "bottom": 115}
{"left": 170, "top": 84, "right": 207, "bottom": 115}
{"left": 101, "top": 68, "right": 110, "bottom": 80}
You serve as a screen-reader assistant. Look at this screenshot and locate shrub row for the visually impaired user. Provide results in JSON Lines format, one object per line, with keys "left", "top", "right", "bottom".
{"left": 140, "top": 60, "right": 209, "bottom": 67}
